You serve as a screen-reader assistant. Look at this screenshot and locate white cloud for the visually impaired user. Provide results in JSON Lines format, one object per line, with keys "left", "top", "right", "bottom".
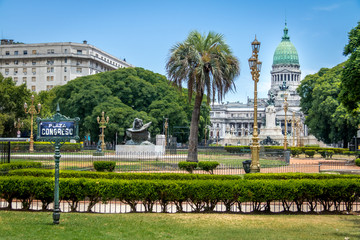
{"left": 313, "top": 4, "right": 340, "bottom": 11}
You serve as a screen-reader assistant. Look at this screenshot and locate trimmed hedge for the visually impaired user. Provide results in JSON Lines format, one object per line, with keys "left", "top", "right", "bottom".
{"left": 178, "top": 162, "right": 198, "bottom": 174}
{"left": 93, "top": 161, "right": 116, "bottom": 172}
{"left": 1, "top": 176, "right": 359, "bottom": 213}
{"left": 198, "top": 161, "right": 220, "bottom": 174}
{"left": 244, "top": 173, "right": 360, "bottom": 180}
{"left": 0, "top": 162, "right": 42, "bottom": 173}
{"left": 0, "top": 141, "right": 81, "bottom": 152}
{"left": 305, "top": 150, "right": 315, "bottom": 158}
{"left": 356, "top": 159, "right": 360, "bottom": 167}
{"left": 7, "top": 168, "right": 243, "bottom": 181}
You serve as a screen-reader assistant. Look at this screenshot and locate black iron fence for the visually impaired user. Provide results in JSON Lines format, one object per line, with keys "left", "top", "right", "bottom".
{"left": 0, "top": 141, "right": 10, "bottom": 164}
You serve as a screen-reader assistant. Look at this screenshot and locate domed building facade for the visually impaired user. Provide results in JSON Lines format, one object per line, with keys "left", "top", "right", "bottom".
{"left": 209, "top": 23, "right": 323, "bottom": 147}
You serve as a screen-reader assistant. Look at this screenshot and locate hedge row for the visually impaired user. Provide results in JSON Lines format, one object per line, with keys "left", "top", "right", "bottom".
{"left": 0, "top": 162, "right": 42, "bottom": 173}
{"left": 0, "top": 176, "right": 359, "bottom": 213}
{"left": 7, "top": 168, "right": 243, "bottom": 181}
{"left": 0, "top": 141, "right": 81, "bottom": 152}
{"left": 244, "top": 173, "right": 360, "bottom": 180}
{"left": 225, "top": 145, "right": 349, "bottom": 155}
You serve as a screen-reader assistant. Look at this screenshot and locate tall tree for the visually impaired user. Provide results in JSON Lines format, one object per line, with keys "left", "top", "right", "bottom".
{"left": 339, "top": 21, "right": 360, "bottom": 113}
{"left": 166, "top": 31, "right": 240, "bottom": 162}
{"left": 298, "top": 63, "right": 359, "bottom": 147}
{"left": 0, "top": 73, "right": 31, "bottom": 137}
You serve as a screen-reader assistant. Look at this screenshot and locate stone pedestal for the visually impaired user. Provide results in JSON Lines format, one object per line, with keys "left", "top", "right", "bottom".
{"left": 156, "top": 134, "right": 166, "bottom": 146}
{"left": 115, "top": 145, "right": 165, "bottom": 156}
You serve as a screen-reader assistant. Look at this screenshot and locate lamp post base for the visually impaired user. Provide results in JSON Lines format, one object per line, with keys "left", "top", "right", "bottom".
{"left": 250, "top": 141, "right": 260, "bottom": 173}
{"left": 53, "top": 209, "right": 60, "bottom": 224}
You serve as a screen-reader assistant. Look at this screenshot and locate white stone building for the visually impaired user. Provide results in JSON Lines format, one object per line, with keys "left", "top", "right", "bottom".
{"left": 0, "top": 39, "right": 133, "bottom": 92}
{"left": 210, "top": 23, "right": 323, "bottom": 147}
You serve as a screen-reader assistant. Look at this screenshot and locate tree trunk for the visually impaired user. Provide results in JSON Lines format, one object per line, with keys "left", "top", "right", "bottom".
{"left": 187, "top": 91, "right": 204, "bottom": 162}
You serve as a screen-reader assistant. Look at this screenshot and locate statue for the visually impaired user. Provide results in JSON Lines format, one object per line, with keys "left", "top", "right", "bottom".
{"left": 126, "top": 118, "right": 152, "bottom": 145}
{"left": 96, "top": 140, "right": 102, "bottom": 152}
{"left": 260, "top": 136, "right": 280, "bottom": 146}
{"left": 267, "top": 92, "right": 275, "bottom": 106}
{"left": 279, "top": 80, "right": 289, "bottom": 91}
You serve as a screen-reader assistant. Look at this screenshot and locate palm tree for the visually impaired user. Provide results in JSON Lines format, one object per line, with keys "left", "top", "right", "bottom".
{"left": 166, "top": 31, "right": 240, "bottom": 162}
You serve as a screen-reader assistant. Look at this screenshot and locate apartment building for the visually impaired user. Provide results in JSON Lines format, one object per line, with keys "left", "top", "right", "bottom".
{"left": 0, "top": 39, "right": 133, "bottom": 92}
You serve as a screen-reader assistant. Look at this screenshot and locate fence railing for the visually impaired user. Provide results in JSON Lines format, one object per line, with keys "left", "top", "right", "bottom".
{"left": 0, "top": 141, "right": 10, "bottom": 164}
{"left": 1, "top": 198, "right": 359, "bottom": 214}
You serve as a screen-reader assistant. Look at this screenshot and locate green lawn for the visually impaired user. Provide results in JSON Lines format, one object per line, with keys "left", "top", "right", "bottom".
{"left": 0, "top": 211, "right": 359, "bottom": 240}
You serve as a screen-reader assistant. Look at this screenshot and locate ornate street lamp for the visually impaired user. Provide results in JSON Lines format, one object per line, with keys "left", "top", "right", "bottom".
{"left": 283, "top": 93, "right": 289, "bottom": 150}
{"left": 164, "top": 118, "right": 168, "bottom": 146}
{"left": 14, "top": 118, "right": 23, "bottom": 138}
{"left": 248, "top": 36, "right": 262, "bottom": 173}
{"left": 97, "top": 111, "right": 109, "bottom": 152}
{"left": 24, "top": 95, "right": 41, "bottom": 152}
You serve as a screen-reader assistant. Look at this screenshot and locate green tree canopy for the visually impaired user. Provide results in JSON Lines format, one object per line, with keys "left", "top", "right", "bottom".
{"left": 339, "top": 21, "right": 360, "bottom": 113}
{"left": 298, "top": 63, "right": 359, "bottom": 147}
{"left": 50, "top": 67, "right": 210, "bottom": 144}
{"left": 0, "top": 73, "right": 31, "bottom": 137}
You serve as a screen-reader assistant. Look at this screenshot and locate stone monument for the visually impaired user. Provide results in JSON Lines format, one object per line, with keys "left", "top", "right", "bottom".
{"left": 258, "top": 104, "right": 284, "bottom": 145}
{"left": 116, "top": 118, "right": 165, "bottom": 156}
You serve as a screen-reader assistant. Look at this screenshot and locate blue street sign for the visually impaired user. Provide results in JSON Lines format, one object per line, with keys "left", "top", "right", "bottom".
{"left": 39, "top": 121, "right": 76, "bottom": 138}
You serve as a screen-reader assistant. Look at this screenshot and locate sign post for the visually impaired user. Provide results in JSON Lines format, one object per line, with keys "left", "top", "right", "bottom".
{"left": 37, "top": 104, "right": 79, "bottom": 224}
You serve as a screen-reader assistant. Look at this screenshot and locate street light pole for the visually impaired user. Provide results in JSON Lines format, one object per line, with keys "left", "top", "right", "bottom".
{"left": 248, "top": 36, "right": 262, "bottom": 173}
{"left": 14, "top": 118, "right": 23, "bottom": 138}
{"left": 97, "top": 111, "right": 109, "bottom": 152}
{"left": 24, "top": 95, "right": 41, "bottom": 152}
{"left": 283, "top": 94, "right": 289, "bottom": 150}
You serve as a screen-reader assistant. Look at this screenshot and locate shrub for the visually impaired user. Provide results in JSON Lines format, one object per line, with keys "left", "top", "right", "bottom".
{"left": 198, "top": 161, "right": 219, "bottom": 174}
{"left": 326, "top": 150, "right": 334, "bottom": 158}
{"left": 291, "top": 148, "right": 301, "bottom": 157}
{"left": 93, "top": 161, "right": 116, "bottom": 172}
{"left": 0, "top": 162, "right": 42, "bottom": 173}
{"left": 318, "top": 150, "right": 327, "bottom": 158}
{"left": 8, "top": 168, "right": 243, "bottom": 181}
{"left": 355, "top": 159, "right": 360, "bottom": 167}
{"left": 178, "top": 161, "right": 198, "bottom": 174}
{"left": 305, "top": 150, "right": 315, "bottom": 158}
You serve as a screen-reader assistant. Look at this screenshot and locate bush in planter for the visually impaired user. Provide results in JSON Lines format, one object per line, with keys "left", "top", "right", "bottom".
{"left": 93, "top": 161, "right": 116, "bottom": 172}
{"left": 198, "top": 161, "right": 219, "bottom": 174}
{"left": 326, "top": 150, "right": 334, "bottom": 159}
{"left": 291, "top": 148, "right": 301, "bottom": 157}
{"left": 355, "top": 159, "right": 360, "bottom": 167}
{"left": 178, "top": 161, "right": 198, "bottom": 174}
{"left": 305, "top": 150, "right": 315, "bottom": 158}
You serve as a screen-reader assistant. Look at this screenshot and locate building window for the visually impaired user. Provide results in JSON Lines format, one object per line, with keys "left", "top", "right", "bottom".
{"left": 14, "top": 51, "right": 18, "bottom": 55}
{"left": 23, "top": 68, "right": 27, "bottom": 74}
{"left": 95, "top": 54, "right": 98, "bottom": 57}
{"left": 5, "top": 51, "right": 9, "bottom": 55}
{"left": 47, "top": 49, "right": 54, "bottom": 54}
{"left": 46, "top": 85, "right": 54, "bottom": 91}
{"left": 23, "top": 60, "right": 27, "bottom": 65}
{"left": 46, "top": 60, "right": 54, "bottom": 65}
{"left": 47, "top": 76, "right": 54, "bottom": 81}
{"left": 32, "top": 50, "right": 37, "bottom": 54}
{"left": 77, "top": 50, "right": 82, "bottom": 55}
{"left": 76, "top": 60, "right": 82, "bottom": 65}
{"left": 64, "top": 58, "right": 67, "bottom": 63}
{"left": 5, "top": 61, "right": 9, "bottom": 65}
{"left": 64, "top": 76, "right": 67, "bottom": 81}
{"left": 32, "top": 68, "right": 36, "bottom": 74}
{"left": 14, "top": 77, "right": 18, "bottom": 84}
{"left": 64, "top": 49, "right": 68, "bottom": 53}
{"left": 76, "top": 68, "right": 82, "bottom": 73}
{"left": 64, "top": 67, "right": 67, "bottom": 72}
{"left": 14, "top": 60, "right": 18, "bottom": 65}
{"left": 31, "top": 86, "right": 36, "bottom": 92}
{"left": 5, "top": 69, "right": 9, "bottom": 75}
{"left": 14, "top": 68, "right": 18, "bottom": 74}
{"left": 23, "top": 50, "right": 27, "bottom": 55}
{"left": 22, "top": 77, "right": 27, "bottom": 84}
{"left": 32, "top": 61, "right": 36, "bottom": 65}
{"left": 32, "top": 77, "right": 36, "bottom": 82}
{"left": 47, "top": 67, "right": 54, "bottom": 73}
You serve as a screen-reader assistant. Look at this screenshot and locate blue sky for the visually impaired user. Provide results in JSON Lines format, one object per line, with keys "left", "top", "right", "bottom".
{"left": 0, "top": 0, "right": 358, "bottom": 103}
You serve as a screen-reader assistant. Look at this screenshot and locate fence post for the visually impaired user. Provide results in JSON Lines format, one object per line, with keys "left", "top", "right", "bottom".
{"left": 7, "top": 141, "right": 10, "bottom": 163}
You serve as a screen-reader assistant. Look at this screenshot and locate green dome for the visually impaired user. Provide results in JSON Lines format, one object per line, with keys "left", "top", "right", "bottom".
{"left": 273, "top": 24, "right": 299, "bottom": 66}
